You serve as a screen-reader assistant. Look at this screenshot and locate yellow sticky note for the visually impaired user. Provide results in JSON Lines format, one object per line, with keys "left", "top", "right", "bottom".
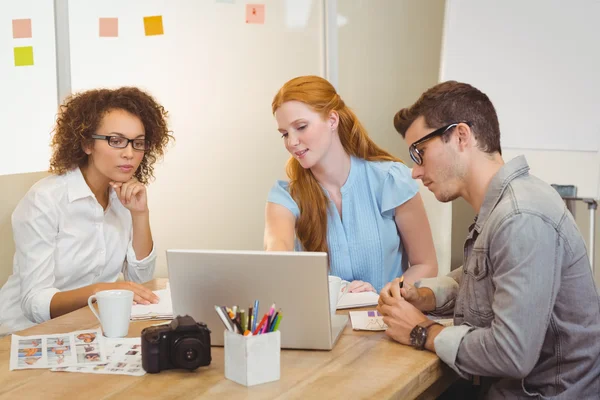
{"left": 144, "top": 15, "right": 164, "bottom": 36}
{"left": 14, "top": 46, "right": 34, "bottom": 67}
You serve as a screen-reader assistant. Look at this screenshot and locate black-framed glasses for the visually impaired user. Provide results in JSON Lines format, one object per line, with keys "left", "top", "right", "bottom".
{"left": 409, "top": 122, "right": 471, "bottom": 165}
{"left": 91, "top": 135, "right": 150, "bottom": 151}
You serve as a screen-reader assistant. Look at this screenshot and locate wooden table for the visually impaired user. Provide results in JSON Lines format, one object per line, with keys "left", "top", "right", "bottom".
{"left": 0, "top": 279, "right": 456, "bottom": 399}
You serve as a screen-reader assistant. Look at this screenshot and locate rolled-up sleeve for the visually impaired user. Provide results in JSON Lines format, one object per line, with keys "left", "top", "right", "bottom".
{"left": 12, "top": 191, "right": 61, "bottom": 324}
{"left": 416, "top": 267, "right": 462, "bottom": 315}
{"left": 451, "top": 214, "right": 562, "bottom": 379}
{"left": 122, "top": 240, "right": 156, "bottom": 283}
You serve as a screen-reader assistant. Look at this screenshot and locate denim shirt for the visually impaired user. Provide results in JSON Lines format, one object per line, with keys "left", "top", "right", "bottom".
{"left": 418, "top": 156, "right": 600, "bottom": 399}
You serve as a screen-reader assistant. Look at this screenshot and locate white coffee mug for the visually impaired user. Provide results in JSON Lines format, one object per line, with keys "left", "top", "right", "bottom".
{"left": 88, "top": 290, "right": 134, "bottom": 338}
{"left": 328, "top": 276, "right": 349, "bottom": 315}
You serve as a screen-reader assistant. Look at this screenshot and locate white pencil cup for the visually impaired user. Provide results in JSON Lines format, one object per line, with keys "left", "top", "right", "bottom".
{"left": 224, "top": 330, "right": 281, "bottom": 387}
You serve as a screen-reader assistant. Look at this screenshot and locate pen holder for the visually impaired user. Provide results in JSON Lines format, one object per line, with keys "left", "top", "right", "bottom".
{"left": 224, "top": 330, "right": 281, "bottom": 387}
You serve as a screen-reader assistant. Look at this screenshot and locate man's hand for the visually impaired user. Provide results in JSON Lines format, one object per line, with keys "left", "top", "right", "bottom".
{"left": 378, "top": 277, "right": 436, "bottom": 312}
{"left": 377, "top": 279, "right": 430, "bottom": 345}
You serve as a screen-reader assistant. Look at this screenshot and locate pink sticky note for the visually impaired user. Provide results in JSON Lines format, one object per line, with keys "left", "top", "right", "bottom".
{"left": 99, "top": 18, "right": 118, "bottom": 37}
{"left": 12, "top": 19, "right": 32, "bottom": 39}
{"left": 245, "top": 4, "right": 265, "bottom": 24}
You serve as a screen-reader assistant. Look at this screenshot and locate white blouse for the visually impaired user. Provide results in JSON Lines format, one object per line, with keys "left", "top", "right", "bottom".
{"left": 0, "top": 167, "right": 156, "bottom": 334}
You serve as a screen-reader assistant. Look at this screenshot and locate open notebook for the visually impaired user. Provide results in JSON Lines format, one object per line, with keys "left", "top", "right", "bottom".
{"left": 336, "top": 290, "right": 379, "bottom": 310}
{"left": 130, "top": 287, "right": 173, "bottom": 321}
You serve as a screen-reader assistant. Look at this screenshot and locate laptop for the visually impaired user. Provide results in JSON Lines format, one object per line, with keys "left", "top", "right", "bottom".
{"left": 166, "top": 250, "right": 348, "bottom": 350}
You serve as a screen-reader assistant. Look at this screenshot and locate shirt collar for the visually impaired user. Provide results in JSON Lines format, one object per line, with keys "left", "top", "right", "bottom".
{"left": 67, "top": 167, "right": 95, "bottom": 203}
{"left": 474, "top": 155, "right": 530, "bottom": 232}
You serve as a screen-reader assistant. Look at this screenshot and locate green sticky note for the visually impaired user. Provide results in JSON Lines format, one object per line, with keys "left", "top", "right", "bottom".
{"left": 14, "top": 46, "right": 34, "bottom": 66}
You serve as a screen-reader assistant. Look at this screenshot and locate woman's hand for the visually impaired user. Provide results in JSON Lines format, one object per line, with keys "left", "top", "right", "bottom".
{"left": 110, "top": 179, "right": 148, "bottom": 215}
{"left": 346, "top": 280, "right": 377, "bottom": 293}
{"left": 94, "top": 281, "right": 159, "bottom": 305}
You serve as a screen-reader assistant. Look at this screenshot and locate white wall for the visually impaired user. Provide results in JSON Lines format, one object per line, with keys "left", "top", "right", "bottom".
{"left": 0, "top": 1, "right": 57, "bottom": 176}
{"left": 440, "top": 0, "right": 600, "bottom": 198}
{"left": 336, "top": 0, "right": 449, "bottom": 275}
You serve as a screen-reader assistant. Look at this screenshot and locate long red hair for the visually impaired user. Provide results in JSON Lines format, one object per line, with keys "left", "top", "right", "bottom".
{"left": 272, "top": 76, "right": 402, "bottom": 254}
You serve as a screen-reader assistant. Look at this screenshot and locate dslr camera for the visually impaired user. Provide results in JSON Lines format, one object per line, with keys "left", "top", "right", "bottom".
{"left": 141, "top": 315, "right": 211, "bottom": 373}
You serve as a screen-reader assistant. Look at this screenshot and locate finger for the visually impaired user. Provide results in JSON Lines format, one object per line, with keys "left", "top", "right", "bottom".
{"left": 128, "top": 282, "right": 159, "bottom": 303}
{"left": 125, "top": 183, "right": 138, "bottom": 204}
{"left": 379, "top": 282, "right": 393, "bottom": 302}
{"left": 111, "top": 183, "right": 122, "bottom": 201}
{"left": 130, "top": 185, "right": 145, "bottom": 204}
{"left": 133, "top": 294, "right": 150, "bottom": 305}
{"left": 347, "top": 281, "right": 362, "bottom": 291}
{"left": 118, "top": 181, "right": 131, "bottom": 204}
{"left": 389, "top": 278, "right": 402, "bottom": 299}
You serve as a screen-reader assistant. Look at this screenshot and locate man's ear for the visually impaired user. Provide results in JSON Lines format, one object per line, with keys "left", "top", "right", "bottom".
{"left": 328, "top": 110, "right": 340, "bottom": 131}
{"left": 455, "top": 122, "right": 473, "bottom": 151}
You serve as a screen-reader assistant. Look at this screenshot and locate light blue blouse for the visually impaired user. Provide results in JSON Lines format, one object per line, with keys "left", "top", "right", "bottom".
{"left": 267, "top": 156, "right": 419, "bottom": 292}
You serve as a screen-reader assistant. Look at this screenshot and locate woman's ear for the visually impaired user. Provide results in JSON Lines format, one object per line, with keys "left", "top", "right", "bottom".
{"left": 328, "top": 110, "right": 340, "bottom": 131}
{"left": 82, "top": 140, "right": 93, "bottom": 155}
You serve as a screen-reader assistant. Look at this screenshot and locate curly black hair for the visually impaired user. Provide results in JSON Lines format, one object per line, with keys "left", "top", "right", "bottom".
{"left": 49, "top": 87, "right": 173, "bottom": 184}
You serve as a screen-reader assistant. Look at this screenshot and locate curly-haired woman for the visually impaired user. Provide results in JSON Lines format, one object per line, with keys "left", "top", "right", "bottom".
{"left": 0, "top": 87, "right": 173, "bottom": 334}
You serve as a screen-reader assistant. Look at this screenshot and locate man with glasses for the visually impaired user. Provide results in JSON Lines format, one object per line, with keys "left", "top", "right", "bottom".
{"left": 377, "top": 81, "right": 600, "bottom": 399}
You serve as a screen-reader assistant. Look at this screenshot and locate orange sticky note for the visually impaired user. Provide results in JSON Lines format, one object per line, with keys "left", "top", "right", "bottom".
{"left": 245, "top": 4, "right": 265, "bottom": 24}
{"left": 14, "top": 46, "right": 34, "bottom": 67}
{"left": 12, "top": 19, "right": 32, "bottom": 39}
{"left": 144, "top": 15, "right": 164, "bottom": 36}
{"left": 99, "top": 17, "right": 118, "bottom": 37}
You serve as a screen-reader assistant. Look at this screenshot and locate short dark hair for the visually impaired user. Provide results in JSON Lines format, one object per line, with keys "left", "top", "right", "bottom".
{"left": 394, "top": 81, "right": 502, "bottom": 155}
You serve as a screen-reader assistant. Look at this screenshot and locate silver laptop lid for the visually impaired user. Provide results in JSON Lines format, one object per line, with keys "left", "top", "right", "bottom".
{"left": 166, "top": 250, "right": 337, "bottom": 350}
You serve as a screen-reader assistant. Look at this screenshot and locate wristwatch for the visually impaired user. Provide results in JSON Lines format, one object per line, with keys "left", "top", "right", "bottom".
{"left": 410, "top": 320, "right": 442, "bottom": 350}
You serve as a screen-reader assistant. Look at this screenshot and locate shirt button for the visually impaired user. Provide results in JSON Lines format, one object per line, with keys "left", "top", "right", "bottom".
{"left": 100, "top": 249, "right": 105, "bottom": 254}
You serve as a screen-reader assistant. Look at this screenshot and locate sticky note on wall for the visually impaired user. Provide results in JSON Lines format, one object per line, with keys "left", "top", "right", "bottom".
{"left": 144, "top": 16, "right": 164, "bottom": 36}
{"left": 246, "top": 4, "right": 265, "bottom": 24}
{"left": 14, "top": 46, "right": 34, "bottom": 66}
{"left": 99, "top": 17, "right": 118, "bottom": 37}
{"left": 12, "top": 19, "right": 32, "bottom": 39}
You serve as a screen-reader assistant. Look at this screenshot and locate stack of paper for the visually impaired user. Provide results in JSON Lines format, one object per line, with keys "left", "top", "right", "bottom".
{"left": 130, "top": 288, "right": 173, "bottom": 321}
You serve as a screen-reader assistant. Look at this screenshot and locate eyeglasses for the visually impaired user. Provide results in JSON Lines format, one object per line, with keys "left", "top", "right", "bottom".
{"left": 91, "top": 135, "right": 149, "bottom": 151}
{"left": 409, "top": 122, "right": 470, "bottom": 165}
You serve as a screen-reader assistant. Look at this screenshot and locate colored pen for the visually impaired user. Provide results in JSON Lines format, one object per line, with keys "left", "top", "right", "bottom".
{"left": 272, "top": 313, "right": 282, "bottom": 332}
{"left": 248, "top": 307, "right": 253, "bottom": 332}
{"left": 253, "top": 313, "right": 269, "bottom": 335}
{"left": 252, "top": 300, "right": 259, "bottom": 331}
{"left": 240, "top": 310, "right": 247, "bottom": 332}
{"left": 269, "top": 309, "right": 281, "bottom": 331}
{"left": 222, "top": 306, "right": 243, "bottom": 333}
{"left": 266, "top": 303, "right": 276, "bottom": 329}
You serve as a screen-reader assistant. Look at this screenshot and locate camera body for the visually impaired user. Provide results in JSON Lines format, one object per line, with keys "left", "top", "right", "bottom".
{"left": 141, "top": 315, "right": 211, "bottom": 373}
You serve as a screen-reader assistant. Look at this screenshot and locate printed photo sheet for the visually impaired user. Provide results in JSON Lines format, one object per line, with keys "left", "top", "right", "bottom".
{"left": 51, "top": 337, "right": 145, "bottom": 376}
{"left": 10, "top": 329, "right": 106, "bottom": 370}
{"left": 349, "top": 311, "right": 454, "bottom": 331}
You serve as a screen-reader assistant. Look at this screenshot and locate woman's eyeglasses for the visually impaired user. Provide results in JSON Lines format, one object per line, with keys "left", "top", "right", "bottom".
{"left": 91, "top": 134, "right": 150, "bottom": 151}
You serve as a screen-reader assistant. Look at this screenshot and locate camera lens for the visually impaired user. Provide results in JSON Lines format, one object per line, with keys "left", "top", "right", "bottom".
{"left": 172, "top": 337, "right": 205, "bottom": 370}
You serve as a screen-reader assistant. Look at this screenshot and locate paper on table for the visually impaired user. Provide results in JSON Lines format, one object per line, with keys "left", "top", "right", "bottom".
{"left": 349, "top": 311, "right": 454, "bottom": 331}
{"left": 10, "top": 329, "right": 106, "bottom": 370}
{"left": 130, "top": 287, "right": 173, "bottom": 320}
{"left": 51, "top": 337, "right": 145, "bottom": 376}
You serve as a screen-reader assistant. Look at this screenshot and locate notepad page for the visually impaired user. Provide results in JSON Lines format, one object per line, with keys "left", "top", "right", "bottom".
{"left": 130, "top": 288, "right": 173, "bottom": 318}
{"left": 336, "top": 291, "right": 380, "bottom": 310}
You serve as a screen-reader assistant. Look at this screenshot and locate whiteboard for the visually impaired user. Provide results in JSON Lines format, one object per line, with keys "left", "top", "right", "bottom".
{"left": 440, "top": 0, "right": 600, "bottom": 153}
{"left": 0, "top": 1, "right": 57, "bottom": 176}
{"left": 67, "top": 0, "right": 324, "bottom": 272}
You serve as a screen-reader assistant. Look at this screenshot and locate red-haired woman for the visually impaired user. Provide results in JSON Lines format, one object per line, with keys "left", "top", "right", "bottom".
{"left": 264, "top": 76, "right": 437, "bottom": 293}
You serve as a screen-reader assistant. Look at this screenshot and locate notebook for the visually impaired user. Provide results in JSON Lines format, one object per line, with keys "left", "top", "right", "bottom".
{"left": 130, "top": 287, "right": 173, "bottom": 321}
{"left": 336, "top": 291, "right": 379, "bottom": 309}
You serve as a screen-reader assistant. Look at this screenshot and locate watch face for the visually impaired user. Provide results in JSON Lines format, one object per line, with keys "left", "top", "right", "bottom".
{"left": 410, "top": 326, "right": 427, "bottom": 349}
